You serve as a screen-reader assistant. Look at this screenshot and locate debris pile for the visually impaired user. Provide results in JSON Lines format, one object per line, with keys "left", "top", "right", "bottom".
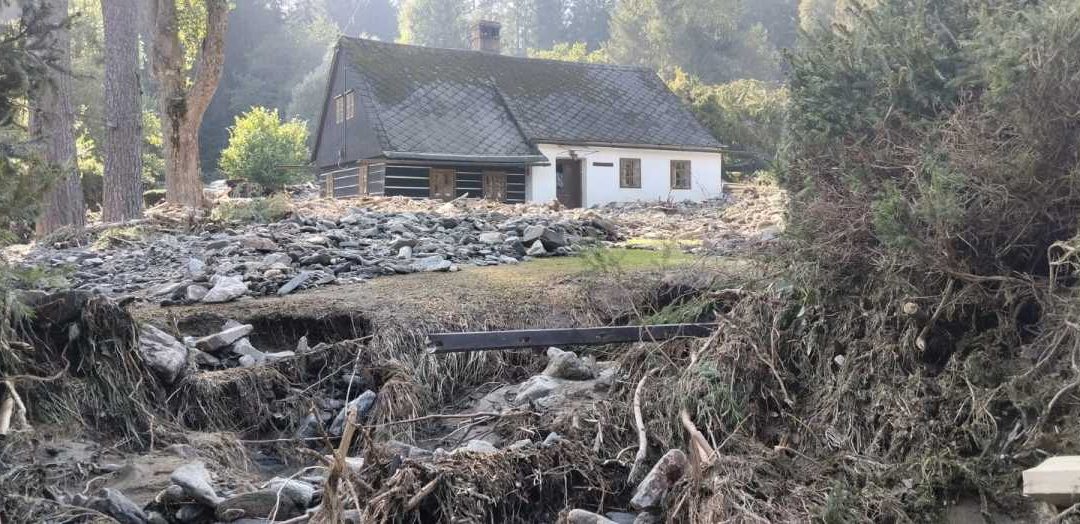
{"left": 18, "top": 206, "right": 613, "bottom": 303}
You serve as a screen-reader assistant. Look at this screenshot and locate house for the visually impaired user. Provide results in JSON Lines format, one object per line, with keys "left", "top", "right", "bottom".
{"left": 312, "top": 21, "right": 725, "bottom": 208}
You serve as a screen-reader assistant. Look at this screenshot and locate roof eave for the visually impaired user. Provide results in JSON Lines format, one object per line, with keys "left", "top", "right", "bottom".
{"left": 381, "top": 151, "right": 549, "bottom": 165}
{"left": 533, "top": 140, "right": 727, "bottom": 154}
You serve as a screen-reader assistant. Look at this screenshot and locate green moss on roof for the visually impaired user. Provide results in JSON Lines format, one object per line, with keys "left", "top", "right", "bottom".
{"left": 338, "top": 37, "right": 723, "bottom": 157}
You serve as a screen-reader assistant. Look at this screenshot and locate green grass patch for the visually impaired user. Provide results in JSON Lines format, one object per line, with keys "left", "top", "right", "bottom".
{"left": 622, "top": 237, "right": 702, "bottom": 250}
{"left": 93, "top": 226, "right": 145, "bottom": 249}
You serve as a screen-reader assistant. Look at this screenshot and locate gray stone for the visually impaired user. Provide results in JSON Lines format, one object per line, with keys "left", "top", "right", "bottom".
{"left": 185, "top": 284, "right": 208, "bottom": 302}
{"left": 169, "top": 462, "right": 222, "bottom": 506}
{"left": 567, "top": 509, "right": 618, "bottom": 524}
{"left": 411, "top": 256, "right": 452, "bottom": 272}
{"left": 300, "top": 234, "right": 329, "bottom": 246}
{"left": 266, "top": 478, "right": 316, "bottom": 507}
{"left": 523, "top": 225, "right": 566, "bottom": 249}
{"left": 478, "top": 231, "right": 505, "bottom": 244}
{"left": 231, "top": 338, "right": 266, "bottom": 364}
{"left": 630, "top": 449, "right": 688, "bottom": 510}
{"left": 503, "top": 237, "right": 526, "bottom": 256}
{"left": 389, "top": 237, "right": 418, "bottom": 250}
{"left": 264, "top": 351, "right": 295, "bottom": 361}
{"left": 262, "top": 268, "right": 284, "bottom": 279}
{"left": 329, "top": 390, "right": 377, "bottom": 436}
{"left": 514, "top": 375, "right": 559, "bottom": 404}
{"left": 189, "top": 348, "right": 220, "bottom": 367}
{"left": 138, "top": 324, "right": 189, "bottom": 384}
{"left": 543, "top": 347, "right": 595, "bottom": 380}
{"left": 526, "top": 240, "right": 548, "bottom": 257}
{"left": 157, "top": 484, "right": 188, "bottom": 504}
{"left": 633, "top": 513, "right": 660, "bottom": 524}
{"left": 194, "top": 324, "right": 253, "bottom": 352}
{"left": 238, "top": 355, "right": 258, "bottom": 368}
{"left": 455, "top": 439, "right": 498, "bottom": 455}
{"left": 202, "top": 275, "right": 247, "bottom": 303}
{"left": 239, "top": 236, "right": 278, "bottom": 252}
{"left": 262, "top": 252, "right": 292, "bottom": 266}
{"left": 214, "top": 489, "right": 304, "bottom": 521}
{"left": 149, "top": 282, "right": 184, "bottom": 298}
{"left": 89, "top": 488, "right": 148, "bottom": 524}
{"left": 397, "top": 245, "right": 413, "bottom": 259}
{"left": 278, "top": 271, "right": 313, "bottom": 296}
{"left": 542, "top": 432, "right": 563, "bottom": 447}
{"left": 605, "top": 512, "right": 639, "bottom": 524}
{"left": 184, "top": 258, "right": 206, "bottom": 279}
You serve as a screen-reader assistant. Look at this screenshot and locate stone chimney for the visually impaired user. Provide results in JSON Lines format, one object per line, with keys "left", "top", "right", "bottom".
{"left": 470, "top": 20, "right": 501, "bottom": 54}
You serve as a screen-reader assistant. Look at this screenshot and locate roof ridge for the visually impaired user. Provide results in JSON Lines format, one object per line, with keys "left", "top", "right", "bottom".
{"left": 338, "top": 36, "right": 653, "bottom": 73}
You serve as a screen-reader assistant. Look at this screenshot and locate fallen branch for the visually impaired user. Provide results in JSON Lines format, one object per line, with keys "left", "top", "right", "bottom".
{"left": 405, "top": 477, "right": 441, "bottom": 511}
{"left": 680, "top": 408, "right": 716, "bottom": 474}
{"left": 0, "top": 380, "right": 31, "bottom": 435}
{"left": 628, "top": 369, "right": 656, "bottom": 484}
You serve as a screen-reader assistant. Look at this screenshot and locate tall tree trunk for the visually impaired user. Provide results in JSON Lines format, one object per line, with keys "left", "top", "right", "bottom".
{"left": 102, "top": 0, "right": 143, "bottom": 222}
{"left": 31, "top": 0, "right": 85, "bottom": 236}
{"left": 150, "top": 0, "right": 228, "bottom": 208}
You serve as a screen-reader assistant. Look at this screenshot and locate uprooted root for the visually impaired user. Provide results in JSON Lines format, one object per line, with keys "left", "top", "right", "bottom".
{"left": 352, "top": 440, "right": 618, "bottom": 523}
{"left": 1, "top": 290, "right": 176, "bottom": 448}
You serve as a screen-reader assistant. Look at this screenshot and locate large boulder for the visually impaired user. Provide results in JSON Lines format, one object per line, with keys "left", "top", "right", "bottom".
{"left": 194, "top": 324, "right": 253, "bottom": 353}
{"left": 630, "top": 449, "right": 688, "bottom": 510}
{"left": 278, "top": 271, "right": 313, "bottom": 296}
{"left": 138, "top": 324, "right": 189, "bottom": 384}
{"left": 88, "top": 488, "right": 148, "bottom": 524}
{"left": 411, "top": 255, "right": 452, "bottom": 272}
{"left": 523, "top": 225, "right": 566, "bottom": 250}
{"left": 202, "top": 275, "right": 248, "bottom": 303}
{"left": 542, "top": 347, "right": 594, "bottom": 380}
{"left": 214, "top": 489, "right": 304, "bottom": 521}
{"left": 169, "top": 462, "right": 222, "bottom": 507}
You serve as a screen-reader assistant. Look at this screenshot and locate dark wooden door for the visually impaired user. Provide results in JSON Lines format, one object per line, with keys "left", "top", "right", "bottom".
{"left": 556, "top": 159, "right": 582, "bottom": 208}
{"left": 483, "top": 171, "right": 507, "bottom": 201}
{"left": 429, "top": 169, "right": 456, "bottom": 201}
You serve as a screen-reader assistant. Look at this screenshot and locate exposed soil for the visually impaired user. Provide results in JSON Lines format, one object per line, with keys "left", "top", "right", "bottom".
{"left": 2, "top": 244, "right": 750, "bottom": 523}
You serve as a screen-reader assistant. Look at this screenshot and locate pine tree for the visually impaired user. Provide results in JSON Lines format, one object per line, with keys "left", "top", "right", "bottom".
{"left": 101, "top": 0, "right": 143, "bottom": 221}
{"left": 28, "top": 0, "right": 85, "bottom": 235}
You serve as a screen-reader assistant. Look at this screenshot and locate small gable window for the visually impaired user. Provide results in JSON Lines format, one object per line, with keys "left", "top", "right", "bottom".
{"left": 619, "top": 158, "right": 641, "bottom": 188}
{"left": 345, "top": 90, "right": 356, "bottom": 120}
{"left": 334, "top": 95, "right": 344, "bottom": 124}
{"left": 671, "top": 160, "right": 691, "bottom": 190}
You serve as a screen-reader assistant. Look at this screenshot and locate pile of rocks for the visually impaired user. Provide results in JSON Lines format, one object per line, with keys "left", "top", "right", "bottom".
{"left": 65, "top": 460, "right": 324, "bottom": 523}
{"left": 139, "top": 320, "right": 313, "bottom": 384}
{"left": 20, "top": 207, "right": 614, "bottom": 303}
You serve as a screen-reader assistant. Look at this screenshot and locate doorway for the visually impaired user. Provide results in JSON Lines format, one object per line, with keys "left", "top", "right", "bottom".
{"left": 429, "top": 169, "right": 456, "bottom": 201}
{"left": 482, "top": 170, "right": 507, "bottom": 201}
{"left": 555, "top": 158, "right": 583, "bottom": 208}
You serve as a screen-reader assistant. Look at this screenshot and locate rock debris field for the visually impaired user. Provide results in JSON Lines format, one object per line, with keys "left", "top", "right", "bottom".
{"left": 12, "top": 188, "right": 781, "bottom": 305}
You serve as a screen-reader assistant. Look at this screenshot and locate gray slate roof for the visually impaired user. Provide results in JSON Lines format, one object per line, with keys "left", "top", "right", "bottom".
{"left": 339, "top": 37, "right": 723, "bottom": 162}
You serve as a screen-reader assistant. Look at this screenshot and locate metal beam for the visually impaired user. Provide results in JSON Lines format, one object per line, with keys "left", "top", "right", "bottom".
{"left": 426, "top": 324, "right": 718, "bottom": 354}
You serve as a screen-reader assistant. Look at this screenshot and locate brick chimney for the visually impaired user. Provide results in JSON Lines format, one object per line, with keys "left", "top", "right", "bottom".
{"left": 470, "top": 20, "right": 501, "bottom": 54}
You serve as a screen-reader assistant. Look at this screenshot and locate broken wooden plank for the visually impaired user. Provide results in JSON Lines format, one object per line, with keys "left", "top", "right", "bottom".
{"left": 1024, "top": 456, "right": 1080, "bottom": 506}
{"left": 426, "top": 324, "right": 718, "bottom": 354}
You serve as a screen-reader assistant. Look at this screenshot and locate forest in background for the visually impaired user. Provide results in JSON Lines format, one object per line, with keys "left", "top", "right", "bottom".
{"left": 53, "top": 0, "right": 869, "bottom": 214}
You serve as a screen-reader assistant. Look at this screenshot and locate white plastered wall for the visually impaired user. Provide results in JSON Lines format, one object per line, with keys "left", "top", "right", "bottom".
{"left": 529, "top": 144, "right": 723, "bottom": 207}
